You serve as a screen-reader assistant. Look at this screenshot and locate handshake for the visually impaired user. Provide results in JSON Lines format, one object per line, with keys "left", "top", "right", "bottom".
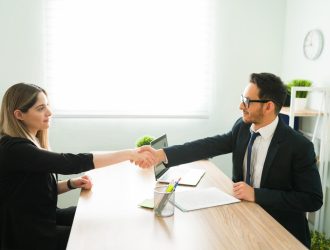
{"left": 130, "top": 146, "right": 166, "bottom": 169}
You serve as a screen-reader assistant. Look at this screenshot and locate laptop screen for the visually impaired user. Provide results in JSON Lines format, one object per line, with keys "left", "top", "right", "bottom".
{"left": 150, "top": 134, "right": 168, "bottom": 179}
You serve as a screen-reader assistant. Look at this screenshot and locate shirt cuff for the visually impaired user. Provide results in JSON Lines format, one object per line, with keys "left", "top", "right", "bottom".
{"left": 162, "top": 150, "right": 169, "bottom": 164}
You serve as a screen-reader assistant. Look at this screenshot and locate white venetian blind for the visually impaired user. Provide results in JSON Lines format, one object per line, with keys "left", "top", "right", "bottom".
{"left": 45, "top": 0, "right": 214, "bottom": 117}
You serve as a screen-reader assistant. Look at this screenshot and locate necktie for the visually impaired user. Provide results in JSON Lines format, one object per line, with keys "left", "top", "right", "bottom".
{"left": 246, "top": 132, "right": 260, "bottom": 186}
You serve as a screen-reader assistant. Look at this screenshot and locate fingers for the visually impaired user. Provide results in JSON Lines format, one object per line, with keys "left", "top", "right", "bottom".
{"left": 134, "top": 156, "right": 153, "bottom": 168}
{"left": 140, "top": 152, "right": 157, "bottom": 168}
{"left": 81, "top": 175, "right": 92, "bottom": 183}
{"left": 81, "top": 175, "right": 93, "bottom": 190}
{"left": 136, "top": 147, "right": 166, "bottom": 169}
{"left": 137, "top": 146, "right": 157, "bottom": 159}
{"left": 134, "top": 158, "right": 152, "bottom": 168}
{"left": 232, "top": 182, "right": 255, "bottom": 202}
{"left": 142, "top": 151, "right": 157, "bottom": 165}
{"left": 233, "top": 182, "right": 243, "bottom": 199}
{"left": 72, "top": 175, "right": 93, "bottom": 190}
{"left": 137, "top": 145, "right": 153, "bottom": 153}
{"left": 131, "top": 148, "right": 157, "bottom": 168}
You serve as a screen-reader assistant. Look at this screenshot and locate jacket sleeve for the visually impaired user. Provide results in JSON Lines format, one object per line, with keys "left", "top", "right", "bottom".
{"left": 163, "top": 119, "right": 243, "bottom": 167}
{"left": 4, "top": 140, "right": 94, "bottom": 175}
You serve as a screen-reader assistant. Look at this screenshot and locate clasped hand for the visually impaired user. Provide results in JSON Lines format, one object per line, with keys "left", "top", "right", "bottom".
{"left": 70, "top": 175, "right": 93, "bottom": 190}
{"left": 130, "top": 146, "right": 162, "bottom": 169}
{"left": 233, "top": 181, "right": 255, "bottom": 202}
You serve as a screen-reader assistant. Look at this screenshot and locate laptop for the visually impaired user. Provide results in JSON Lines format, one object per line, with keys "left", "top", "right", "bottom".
{"left": 151, "top": 134, "right": 206, "bottom": 186}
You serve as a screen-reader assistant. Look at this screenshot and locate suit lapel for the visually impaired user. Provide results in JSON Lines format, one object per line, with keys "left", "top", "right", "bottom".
{"left": 260, "top": 119, "right": 287, "bottom": 186}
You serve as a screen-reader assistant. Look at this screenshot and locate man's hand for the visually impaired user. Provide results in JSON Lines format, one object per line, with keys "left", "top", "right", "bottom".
{"left": 129, "top": 147, "right": 157, "bottom": 169}
{"left": 134, "top": 146, "right": 166, "bottom": 168}
{"left": 233, "top": 181, "right": 255, "bottom": 202}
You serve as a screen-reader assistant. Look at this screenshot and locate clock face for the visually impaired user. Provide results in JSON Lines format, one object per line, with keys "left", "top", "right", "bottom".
{"left": 303, "top": 29, "right": 324, "bottom": 60}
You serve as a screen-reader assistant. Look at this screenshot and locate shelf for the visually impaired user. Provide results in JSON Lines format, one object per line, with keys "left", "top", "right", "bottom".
{"left": 283, "top": 87, "right": 330, "bottom": 233}
{"left": 280, "top": 107, "right": 322, "bottom": 117}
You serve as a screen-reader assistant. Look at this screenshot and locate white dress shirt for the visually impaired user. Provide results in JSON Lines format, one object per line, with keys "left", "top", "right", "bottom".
{"left": 243, "top": 116, "right": 279, "bottom": 188}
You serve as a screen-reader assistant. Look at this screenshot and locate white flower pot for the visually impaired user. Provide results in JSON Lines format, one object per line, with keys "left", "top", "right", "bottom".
{"left": 294, "top": 98, "right": 307, "bottom": 111}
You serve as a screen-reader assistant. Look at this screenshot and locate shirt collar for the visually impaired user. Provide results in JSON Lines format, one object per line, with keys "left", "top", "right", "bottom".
{"left": 250, "top": 116, "right": 279, "bottom": 140}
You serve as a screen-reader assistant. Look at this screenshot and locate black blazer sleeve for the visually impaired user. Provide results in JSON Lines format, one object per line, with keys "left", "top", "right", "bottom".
{"left": 163, "top": 119, "right": 243, "bottom": 167}
{"left": 1, "top": 137, "right": 94, "bottom": 175}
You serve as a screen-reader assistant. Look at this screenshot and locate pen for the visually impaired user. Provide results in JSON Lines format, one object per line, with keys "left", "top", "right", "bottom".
{"left": 173, "top": 177, "right": 181, "bottom": 190}
{"left": 165, "top": 180, "right": 175, "bottom": 193}
{"left": 155, "top": 178, "right": 181, "bottom": 214}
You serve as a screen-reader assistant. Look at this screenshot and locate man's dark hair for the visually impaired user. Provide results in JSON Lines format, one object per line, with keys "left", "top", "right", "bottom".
{"left": 250, "top": 73, "right": 287, "bottom": 114}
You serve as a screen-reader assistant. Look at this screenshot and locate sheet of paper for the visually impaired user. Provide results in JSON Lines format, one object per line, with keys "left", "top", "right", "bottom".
{"left": 174, "top": 187, "right": 240, "bottom": 212}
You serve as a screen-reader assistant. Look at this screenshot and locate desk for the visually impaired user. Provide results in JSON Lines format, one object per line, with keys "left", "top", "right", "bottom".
{"left": 67, "top": 160, "right": 306, "bottom": 250}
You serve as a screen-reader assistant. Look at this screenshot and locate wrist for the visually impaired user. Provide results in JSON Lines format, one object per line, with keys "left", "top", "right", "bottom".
{"left": 67, "top": 179, "right": 76, "bottom": 190}
{"left": 129, "top": 149, "right": 136, "bottom": 161}
{"left": 157, "top": 149, "right": 167, "bottom": 163}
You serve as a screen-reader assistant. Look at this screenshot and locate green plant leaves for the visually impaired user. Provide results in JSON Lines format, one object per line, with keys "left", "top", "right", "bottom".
{"left": 311, "top": 230, "right": 330, "bottom": 250}
{"left": 286, "top": 79, "right": 312, "bottom": 98}
{"left": 136, "top": 135, "right": 155, "bottom": 147}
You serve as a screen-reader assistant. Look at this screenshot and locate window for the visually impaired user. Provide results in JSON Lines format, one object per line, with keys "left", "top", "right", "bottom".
{"left": 46, "top": 0, "right": 214, "bottom": 117}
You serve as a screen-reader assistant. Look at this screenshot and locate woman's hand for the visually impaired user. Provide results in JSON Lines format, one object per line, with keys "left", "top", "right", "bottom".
{"left": 71, "top": 175, "right": 93, "bottom": 190}
{"left": 130, "top": 148, "right": 157, "bottom": 169}
{"left": 135, "top": 146, "right": 166, "bottom": 168}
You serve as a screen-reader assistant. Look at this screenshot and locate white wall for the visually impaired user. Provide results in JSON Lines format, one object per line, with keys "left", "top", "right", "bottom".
{"left": 282, "top": 0, "right": 330, "bottom": 84}
{"left": 0, "top": 0, "right": 44, "bottom": 89}
{"left": 49, "top": 0, "right": 286, "bottom": 167}
{"left": 0, "top": 0, "right": 286, "bottom": 216}
{"left": 281, "top": 0, "right": 330, "bottom": 236}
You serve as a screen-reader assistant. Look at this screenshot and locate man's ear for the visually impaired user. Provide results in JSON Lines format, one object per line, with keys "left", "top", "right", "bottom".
{"left": 264, "top": 101, "right": 275, "bottom": 113}
{"left": 13, "top": 110, "right": 24, "bottom": 121}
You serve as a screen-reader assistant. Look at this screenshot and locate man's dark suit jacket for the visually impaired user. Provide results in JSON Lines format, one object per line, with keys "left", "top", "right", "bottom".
{"left": 163, "top": 118, "right": 323, "bottom": 248}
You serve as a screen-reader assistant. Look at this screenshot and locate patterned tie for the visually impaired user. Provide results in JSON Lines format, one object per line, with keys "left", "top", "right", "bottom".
{"left": 246, "top": 131, "right": 260, "bottom": 186}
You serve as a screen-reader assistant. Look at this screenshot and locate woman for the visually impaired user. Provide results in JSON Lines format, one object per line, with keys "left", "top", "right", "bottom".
{"left": 0, "top": 83, "right": 154, "bottom": 250}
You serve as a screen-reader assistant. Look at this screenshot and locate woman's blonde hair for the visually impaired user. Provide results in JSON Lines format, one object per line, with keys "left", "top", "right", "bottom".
{"left": 0, "top": 83, "right": 49, "bottom": 149}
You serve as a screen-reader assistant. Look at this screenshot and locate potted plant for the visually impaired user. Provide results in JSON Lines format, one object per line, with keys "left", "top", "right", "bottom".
{"left": 136, "top": 135, "right": 154, "bottom": 147}
{"left": 310, "top": 230, "right": 330, "bottom": 250}
{"left": 286, "top": 79, "right": 312, "bottom": 110}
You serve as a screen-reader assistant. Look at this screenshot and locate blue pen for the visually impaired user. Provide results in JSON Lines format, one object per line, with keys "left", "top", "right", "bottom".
{"left": 156, "top": 179, "right": 179, "bottom": 214}
{"left": 173, "top": 177, "right": 181, "bottom": 191}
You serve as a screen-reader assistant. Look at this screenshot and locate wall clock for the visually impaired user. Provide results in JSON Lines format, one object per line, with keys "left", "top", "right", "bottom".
{"left": 303, "top": 29, "right": 324, "bottom": 60}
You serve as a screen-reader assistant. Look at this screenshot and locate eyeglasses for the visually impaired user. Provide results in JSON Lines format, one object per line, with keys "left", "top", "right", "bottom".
{"left": 241, "top": 95, "right": 271, "bottom": 108}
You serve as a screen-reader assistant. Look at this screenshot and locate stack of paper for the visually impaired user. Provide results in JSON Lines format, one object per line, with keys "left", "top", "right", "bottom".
{"left": 174, "top": 187, "right": 240, "bottom": 212}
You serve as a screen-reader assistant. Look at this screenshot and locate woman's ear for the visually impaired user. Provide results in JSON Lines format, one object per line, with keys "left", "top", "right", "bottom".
{"left": 13, "top": 110, "right": 24, "bottom": 121}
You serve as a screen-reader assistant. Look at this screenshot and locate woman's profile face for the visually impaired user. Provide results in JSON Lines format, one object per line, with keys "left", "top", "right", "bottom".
{"left": 17, "top": 92, "right": 52, "bottom": 136}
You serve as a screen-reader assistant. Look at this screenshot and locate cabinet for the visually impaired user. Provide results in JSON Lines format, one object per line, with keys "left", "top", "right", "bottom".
{"left": 280, "top": 86, "right": 330, "bottom": 232}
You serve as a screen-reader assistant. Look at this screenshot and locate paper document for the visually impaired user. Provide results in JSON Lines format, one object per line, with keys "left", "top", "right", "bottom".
{"left": 174, "top": 187, "right": 240, "bottom": 212}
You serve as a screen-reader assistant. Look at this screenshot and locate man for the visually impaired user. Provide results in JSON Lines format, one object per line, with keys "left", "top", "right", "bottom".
{"left": 139, "top": 73, "right": 323, "bottom": 248}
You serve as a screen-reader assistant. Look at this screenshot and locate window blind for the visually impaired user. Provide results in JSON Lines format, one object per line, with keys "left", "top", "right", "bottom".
{"left": 45, "top": 0, "right": 214, "bottom": 117}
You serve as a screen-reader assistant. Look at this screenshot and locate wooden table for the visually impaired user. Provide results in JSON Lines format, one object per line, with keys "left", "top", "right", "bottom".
{"left": 67, "top": 160, "right": 307, "bottom": 250}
